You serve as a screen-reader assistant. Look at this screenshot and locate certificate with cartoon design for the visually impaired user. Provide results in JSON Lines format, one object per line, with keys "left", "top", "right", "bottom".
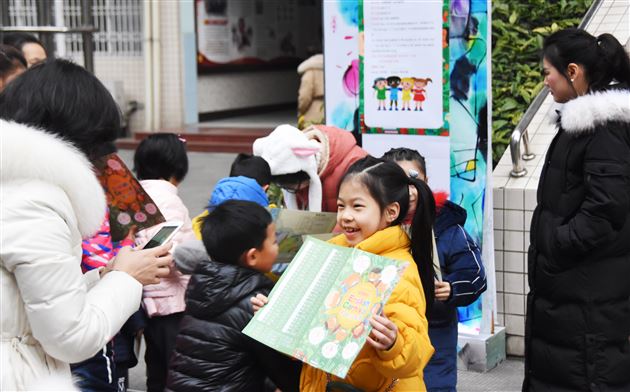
{"left": 243, "top": 237, "right": 408, "bottom": 378}
{"left": 93, "top": 153, "right": 166, "bottom": 242}
{"left": 271, "top": 208, "right": 338, "bottom": 263}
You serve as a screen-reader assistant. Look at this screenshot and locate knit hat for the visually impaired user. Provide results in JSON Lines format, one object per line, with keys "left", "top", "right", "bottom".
{"left": 207, "top": 176, "right": 269, "bottom": 210}
{"left": 253, "top": 124, "right": 323, "bottom": 212}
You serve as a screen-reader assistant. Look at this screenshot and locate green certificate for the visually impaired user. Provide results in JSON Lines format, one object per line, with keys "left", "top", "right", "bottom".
{"left": 243, "top": 237, "right": 408, "bottom": 378}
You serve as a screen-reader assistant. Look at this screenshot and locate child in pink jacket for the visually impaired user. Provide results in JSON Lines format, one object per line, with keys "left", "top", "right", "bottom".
{"left": 133, "top": 133, "right": 195, "bottom": 392}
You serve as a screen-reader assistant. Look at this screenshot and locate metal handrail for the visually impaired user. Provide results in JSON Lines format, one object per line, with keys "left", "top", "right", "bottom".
{"left": 509, "top": 0, "right": 604, "bottom": 177}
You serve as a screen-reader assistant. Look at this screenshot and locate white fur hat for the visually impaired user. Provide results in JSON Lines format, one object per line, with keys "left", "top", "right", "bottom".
{"left": 253, "top": 124, "right": 323, "bottom": 212}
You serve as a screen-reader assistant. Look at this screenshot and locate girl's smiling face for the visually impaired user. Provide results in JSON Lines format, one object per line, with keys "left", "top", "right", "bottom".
{"left": 337, "top": 177, "right": 391, "bottom": 246}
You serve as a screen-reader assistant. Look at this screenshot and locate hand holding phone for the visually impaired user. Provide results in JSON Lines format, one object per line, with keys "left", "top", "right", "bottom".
{"left": 142, "top": 221, "right": 183, "bottom": 249}
{"left": 113, "top": 243, "right": 173, "bottom": 285}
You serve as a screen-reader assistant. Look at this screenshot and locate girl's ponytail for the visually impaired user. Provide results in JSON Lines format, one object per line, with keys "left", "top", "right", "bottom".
{"left": 409, "top": 178, "right": 436, "bottom": 314}
{"left": 596, "top": 33, "right": 630, "bottom": 88}
{"left": 342, "top": 156, "right": 437, "bottom": 315}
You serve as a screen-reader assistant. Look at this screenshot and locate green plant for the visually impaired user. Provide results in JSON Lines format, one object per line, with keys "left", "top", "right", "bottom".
{"left": 491, "top": 0, "right": 593, "bottom": 165}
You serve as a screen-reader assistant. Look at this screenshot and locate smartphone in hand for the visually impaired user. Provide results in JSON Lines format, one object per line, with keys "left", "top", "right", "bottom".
{"left": 142, "top": 221, "right": 182, "bottom": 249}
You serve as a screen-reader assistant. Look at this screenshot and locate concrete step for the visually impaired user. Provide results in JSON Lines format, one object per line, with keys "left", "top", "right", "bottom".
{"left": 116, "top": 126, "right": 271, "bottom": 153}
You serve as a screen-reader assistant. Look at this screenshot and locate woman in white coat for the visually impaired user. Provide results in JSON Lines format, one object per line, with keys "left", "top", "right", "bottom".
{"left": 0, "top": 59, "right": 173, "bottom": 390}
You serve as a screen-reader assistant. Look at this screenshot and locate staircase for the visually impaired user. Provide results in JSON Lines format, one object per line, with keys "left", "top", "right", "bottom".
{"left": 116, "top": 126, "right": 272, "bottom": 153}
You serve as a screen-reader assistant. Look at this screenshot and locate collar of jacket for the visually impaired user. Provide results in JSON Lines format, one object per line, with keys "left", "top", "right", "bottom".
{"left": 297, "top": 54, "right": 323, "bottom": 74}
{"left": 435, "top": 200, "right": 467, "bottom": 236}
{"left": 560, "top": 86, "right": 630, "bottom": 135}
{"left": 329, "top": 225, "right": 410, "bottom": 255}
{"left": 0, "top": 120, "right": 106, "bottom": 237}
{"left": 186, "top": 260, "right": 273, "bottom": 319}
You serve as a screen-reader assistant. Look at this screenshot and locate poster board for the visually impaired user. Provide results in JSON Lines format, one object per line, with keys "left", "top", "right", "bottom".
{"left": 323, "top": 0, "right": 360, "bottom": 130}
{"left": 323, "top": 0, "right": 493, "bottom": 334}
{"left": 359, "top": 0, "right": 450, "bottom": 135}
{"left": 195, "top": 0, "right": 321, "bottom": 71}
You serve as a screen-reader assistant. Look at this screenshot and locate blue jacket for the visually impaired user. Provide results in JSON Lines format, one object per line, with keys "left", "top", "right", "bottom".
{"left": 208, "top": 176, "right": 269, "bottom": 210}
{"left": 429, "top": 200, "right": 486, "bottom": 327}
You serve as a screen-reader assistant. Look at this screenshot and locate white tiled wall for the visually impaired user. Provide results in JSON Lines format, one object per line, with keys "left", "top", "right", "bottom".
{"left": 159, "top": 1, "right": 184, "bottom": 129}
{"left": 94, "top": 57, "right": 145, "bottom": 134}
{"left": 492, "top": 0, "right": 629, "bottom": 357}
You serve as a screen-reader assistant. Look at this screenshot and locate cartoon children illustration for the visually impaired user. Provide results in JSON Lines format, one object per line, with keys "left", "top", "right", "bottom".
{"left": 386, "top": 76, "right": 401, "bottom": 111}
{"left": 373, "top": 77, "right": 387, "bottom": 110}
{"left": 413, "top": 77, "right": 433, "bottom": 111}
{"left": 400, "top": 77, "right": 414, "bottom": 111}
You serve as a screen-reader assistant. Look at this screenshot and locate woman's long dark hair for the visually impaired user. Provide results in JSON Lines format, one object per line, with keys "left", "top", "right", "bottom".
{"left": 543, "top": 28, "right": 630, "bottom": 91}
{"left": 340, "top": 156, "right": 436, "bottom": 314}
{"left": 0, "top": 59, "right": 121, "bottom": 158}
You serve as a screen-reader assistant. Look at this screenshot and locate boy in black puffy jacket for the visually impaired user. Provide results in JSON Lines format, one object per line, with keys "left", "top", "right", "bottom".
{"left": 166, "top": 200, "right": 300, "bottom": 391}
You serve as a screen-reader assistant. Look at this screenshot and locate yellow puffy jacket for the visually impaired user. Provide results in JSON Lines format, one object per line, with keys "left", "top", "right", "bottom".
{"left": 300, "top": 225, "right": 434, "bottom": 391}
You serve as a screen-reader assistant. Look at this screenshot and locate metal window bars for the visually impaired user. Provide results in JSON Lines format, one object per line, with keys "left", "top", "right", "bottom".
{"left": 0, "top": 0, "right": 143, "bottom": 71}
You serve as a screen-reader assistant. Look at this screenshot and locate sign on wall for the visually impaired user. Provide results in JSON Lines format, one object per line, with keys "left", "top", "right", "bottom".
{"left": 360, "top": 0, "right": 449, "bottom": 134}
{"left": 196, "top": 0, "right": 321, "bottom": 71}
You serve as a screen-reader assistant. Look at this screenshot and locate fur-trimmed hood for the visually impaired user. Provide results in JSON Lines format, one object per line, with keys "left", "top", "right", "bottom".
{"left": 297, "top": 54, "right": 323, "bottom": 75}
{"left": 560, "top": 87, "right": 630, "bottom": 135}
{"left": 0, "top": 119, "right": 106, "bottom": 237}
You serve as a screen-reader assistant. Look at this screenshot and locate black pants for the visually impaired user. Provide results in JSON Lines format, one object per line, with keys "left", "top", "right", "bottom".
{"left": 144, "top": 312, "right": 184, "bottom": 392}
{"left": 71, "top": 342, "right": 117, "bottom": 392}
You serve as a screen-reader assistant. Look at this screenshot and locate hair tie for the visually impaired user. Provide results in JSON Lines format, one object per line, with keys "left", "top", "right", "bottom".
{"left": 408, "top": 169, "right": 419, "bottom": 179}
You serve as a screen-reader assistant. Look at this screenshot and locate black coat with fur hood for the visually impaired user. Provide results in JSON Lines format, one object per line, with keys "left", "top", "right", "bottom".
{"left": 524, "top": 86, "right": 630, "bottom": 392}
{"left": 166, "top": 258, "right": 300, "bottom": 392}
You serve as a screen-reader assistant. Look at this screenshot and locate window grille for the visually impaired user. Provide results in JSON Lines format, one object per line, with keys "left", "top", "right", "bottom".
{"left": 5, "top": 0, "right": 143, "bottom": 56}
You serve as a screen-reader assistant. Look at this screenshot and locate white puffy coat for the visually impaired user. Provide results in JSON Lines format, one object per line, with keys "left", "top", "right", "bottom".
{"left": 0, "top": 120, "right": 142, "bottom": 390}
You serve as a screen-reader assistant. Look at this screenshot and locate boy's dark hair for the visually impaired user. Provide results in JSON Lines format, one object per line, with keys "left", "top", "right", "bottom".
{"left": 543, "top": 28, "right": 630, "bottom": 92}
{"left": 0, "top": 59, "right": 121, "bottom": 158}
{"left": 230, "top": 153, "right": 271, "bottom": 187}
{"left": 341, "top": 156, "right": 436, "bottom": 315}
{"left": 201, "top": 200, "right": 272, "bottom": 265}
{"left": 0, "top": 44, "right": 27, "bottom": 77}
{"left": 2, "top": 32, "right": 47, "bottom": 54}
{"left": 382, "top": 147, "right": 427, "bottom": 178}
{"left": 134, "top": 133, "right": 189, "bottom": 182}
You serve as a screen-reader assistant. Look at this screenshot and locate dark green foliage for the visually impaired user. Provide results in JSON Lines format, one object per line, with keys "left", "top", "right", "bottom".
{"left": 491, "top": 0, "right": 593, "bottom": 165}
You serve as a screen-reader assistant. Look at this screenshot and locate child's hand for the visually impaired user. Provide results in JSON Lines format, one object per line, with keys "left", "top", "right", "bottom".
{"left": 250, "top": 293, "right": 268, "bottom": 313}
{"left": 367, "top": 314, "right": 398, "bottom": 351}
{"left": 434, "top": 280, "right": 451, "bottom": 302}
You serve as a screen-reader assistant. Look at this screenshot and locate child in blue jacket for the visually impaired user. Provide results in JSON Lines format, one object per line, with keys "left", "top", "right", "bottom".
{"left": 383, "top": 148, "right": 487, "bottom": 392}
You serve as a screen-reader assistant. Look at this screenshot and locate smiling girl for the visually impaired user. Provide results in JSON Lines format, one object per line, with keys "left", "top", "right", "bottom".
{"left": 252, "top": 156, "right": 437, "bottom": 391}
{"left": 309, "top": 156, "right": 436, "bottom": 391}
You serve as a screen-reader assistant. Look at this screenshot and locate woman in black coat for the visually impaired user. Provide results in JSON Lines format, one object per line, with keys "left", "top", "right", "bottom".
{"left": 524, "top": 28, "right": 630, "bottom": 391}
